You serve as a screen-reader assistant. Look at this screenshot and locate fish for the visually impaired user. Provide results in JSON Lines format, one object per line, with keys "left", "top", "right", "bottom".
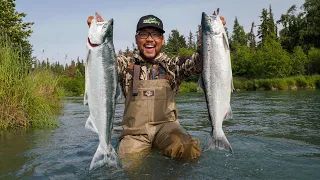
{"left": 84, "top": 13, "right": 120, "bottom": 170}
{"left": 199, "top": 9, "right": 234, "bottom": 153}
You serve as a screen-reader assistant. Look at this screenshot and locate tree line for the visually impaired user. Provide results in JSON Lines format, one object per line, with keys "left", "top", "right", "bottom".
{"left": 118, "top": 0, "right": 320, "bottom": 81}
{"left": 2, "top": 0, "right": 320, "bottom": 96}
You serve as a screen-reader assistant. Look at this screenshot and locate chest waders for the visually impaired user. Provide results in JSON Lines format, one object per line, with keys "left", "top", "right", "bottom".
{"left": 118, "top": 61, "right": 201, "bottom": 159}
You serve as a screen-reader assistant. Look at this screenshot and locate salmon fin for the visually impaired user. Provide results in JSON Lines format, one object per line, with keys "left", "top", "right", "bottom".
{"left": 231, "top": 78, "right": 235, "bottom": 92}
{"left": 84, "top": 48, "right": 91, "bottom": 105}
{"left": 223, "top": 105, "right": 233, "bottom": 120}
{"left": 89, "top": 143, "right": 120, "bottom": 171}
{"left": 84, "top": 91, "right": 88, "bottom": 105}
{"left": 116, "top": 83, "right": 125, "bottom": 103}
{"left": 222, "top": 31, "right": 230, "bottom": 50}
{"left": 202, "top": 130, "right": 233, "bottom": 154}
{"left": 85, "top": 116, "right": 98, "bottom": 134}
{"left": 197, "top": 74, "right": 204, "bottom": 91}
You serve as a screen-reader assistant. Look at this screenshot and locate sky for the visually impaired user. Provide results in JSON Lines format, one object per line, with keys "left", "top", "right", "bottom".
{"left": 15, "top": 0, "right": 305, "bottom": 65}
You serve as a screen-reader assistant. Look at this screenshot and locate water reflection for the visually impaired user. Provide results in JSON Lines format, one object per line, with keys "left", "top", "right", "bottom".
{"left": 0, "top": 90, "right": 319, "bottom": 179}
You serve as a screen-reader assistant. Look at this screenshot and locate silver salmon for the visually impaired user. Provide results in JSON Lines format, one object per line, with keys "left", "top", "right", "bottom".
{"left": 84, "top": 14, "right": 119, "bottom": 170}
{"left": 200, "top": 10, "right": 234, "bottom": 153}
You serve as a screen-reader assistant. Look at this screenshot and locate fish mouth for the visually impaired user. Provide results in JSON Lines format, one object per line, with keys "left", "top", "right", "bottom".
{"left": 201, "top": 12, "right": 223, "bottom": 35}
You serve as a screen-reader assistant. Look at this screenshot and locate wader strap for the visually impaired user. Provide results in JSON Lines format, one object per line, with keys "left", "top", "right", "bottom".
{"left": 159, "top": 62, "right": 166, "bottom": 79}
{"left": 133, "top": 64, "right": 141, "bottom": 96}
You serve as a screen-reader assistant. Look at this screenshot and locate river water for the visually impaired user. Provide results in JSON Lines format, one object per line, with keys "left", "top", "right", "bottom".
{"left": 1, "top": 90, "right": 319, "bottom": 180}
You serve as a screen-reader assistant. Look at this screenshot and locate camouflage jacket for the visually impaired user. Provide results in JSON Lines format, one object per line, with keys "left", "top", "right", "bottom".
{"left": 117, "top": 52, "right": 202, "bottom": 98}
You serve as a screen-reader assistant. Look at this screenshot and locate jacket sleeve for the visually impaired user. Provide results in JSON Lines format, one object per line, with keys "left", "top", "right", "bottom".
{"left": 116, "top": 55, "right": 129, "bottom": 81}
{"left": 168, "top": 53, "right": 203, "bottom": 82}
{"left": 167, "top": 25, "right": 203, "bottom": 82}
{"left": 116, "top": 55, "right": 132, "bottom": 97}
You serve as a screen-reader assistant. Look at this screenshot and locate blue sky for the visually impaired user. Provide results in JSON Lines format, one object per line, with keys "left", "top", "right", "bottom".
{"left": 16, "top": 0, "right": 305, "bottom": 65}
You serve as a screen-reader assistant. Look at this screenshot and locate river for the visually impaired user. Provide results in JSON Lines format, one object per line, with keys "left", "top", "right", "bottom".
{"left": 1, "top": 90, "right": 319, "bottom": 180}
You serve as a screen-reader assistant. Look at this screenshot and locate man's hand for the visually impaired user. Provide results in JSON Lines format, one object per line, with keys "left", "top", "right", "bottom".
{"left": 220, "top": 16, "right": 226, "bottom": 25}
{"left": 87, "top": 13, "right": 104, "bottom": 27}
{"left": 86, "top": 13, "right": 225, "bottom": 27}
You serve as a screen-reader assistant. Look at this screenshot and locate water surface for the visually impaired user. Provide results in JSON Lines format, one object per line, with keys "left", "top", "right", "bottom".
{"left": 1, "top": 90, "right": 319, "bottom": 179}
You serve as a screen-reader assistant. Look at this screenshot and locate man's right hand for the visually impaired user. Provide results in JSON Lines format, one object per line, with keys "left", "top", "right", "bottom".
{"left": 87, "top": 13, "right": 104, "bottom": 27}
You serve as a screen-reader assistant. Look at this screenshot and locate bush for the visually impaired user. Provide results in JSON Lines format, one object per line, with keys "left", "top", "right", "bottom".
{"left": 294, "top": 76, "right": 308, "bottom": 88}
{"left": 179, "top": 82, "right": 198, "bottom": 93}
{"left": 0, "top": 34, "right": 64, "bottom": 131}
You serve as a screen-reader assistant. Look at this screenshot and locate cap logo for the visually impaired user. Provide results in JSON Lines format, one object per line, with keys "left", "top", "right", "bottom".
{"left": 143, "top": 17, "right": 160, "bottom": 25}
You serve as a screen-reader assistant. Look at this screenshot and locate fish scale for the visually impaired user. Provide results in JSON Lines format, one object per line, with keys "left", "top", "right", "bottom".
{"left": 200, "top": 10, "right": 234, "bottom": 153}
{"left": 84, "top": 15, "right": 120, "bottom": 170}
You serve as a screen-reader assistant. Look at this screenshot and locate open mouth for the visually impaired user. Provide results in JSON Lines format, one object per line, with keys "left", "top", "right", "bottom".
{"left": 144, "top": 45, "right": 155, "bottom": 53}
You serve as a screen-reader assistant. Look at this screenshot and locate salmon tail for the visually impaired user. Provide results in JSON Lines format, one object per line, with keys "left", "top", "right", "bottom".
{"left": 202, "top": 130, "right": 233, "bottom": 154}
{"left": 89, "top": 143, "right": 120, "bottom": 171}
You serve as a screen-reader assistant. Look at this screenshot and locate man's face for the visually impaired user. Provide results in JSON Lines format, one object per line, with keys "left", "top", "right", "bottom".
{"left": 135, "top": 27, "right": 164, "bottom": 61}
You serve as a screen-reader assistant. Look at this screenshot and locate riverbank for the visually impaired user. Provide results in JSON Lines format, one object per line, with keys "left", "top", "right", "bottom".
{"left": 178, "top": 75, "right": 320, "bottom": 93}
{"left": 0, "top": 36, "right": 64, "bottom": 131}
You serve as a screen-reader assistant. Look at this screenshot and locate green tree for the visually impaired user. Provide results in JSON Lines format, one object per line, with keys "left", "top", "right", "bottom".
{"left": 268, "top": 4, "right": 276, "bottom": 39}
{"left": 231, "top": 45, "right": 252, "bottom": 77}
{"left": 290, "top": 46, "right": 308, "bottom": 75}
{"left": 76, "top": 57, "right": 85, "bottom": 76}
{"left": 248, "top": 22, "right": 256, "bottom": 50}
{"left": 231, "top": 17, "right": 248, "bottom": 50}
{"left": 257, "top": 8, "right": 269, "bottom": 47}
{"left": 307, "top": 48, "right": 320, "bottom": 74}
{"left": 164, "top": 29, "right": 187, "bottom": 57}
{"left": 124, "top": 46, "right": 134, "bottom": 57}
{"left": 0, "top": 0, "right": 34, "bottom": 63}
{"left": 260, "top": 36, "right": 291, "bottom": 78}
{"left": 302, "top": 0, "right": 320, "bottom": 48}
{"left": 67, "top": 60, "right": 77, "bottom": 78}
{"left": 277, "top": 5, "right": 304, "bottom": 52}
{"left": 178, "top": 47, "right": 195, "bottom": 56}
{"left": 187, "top": 31, "right": 196, "bottom": 51}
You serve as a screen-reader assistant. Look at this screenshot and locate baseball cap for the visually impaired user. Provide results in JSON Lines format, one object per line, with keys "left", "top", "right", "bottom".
{"left": 136, "top": 15, "right": 165, "bottom": 33}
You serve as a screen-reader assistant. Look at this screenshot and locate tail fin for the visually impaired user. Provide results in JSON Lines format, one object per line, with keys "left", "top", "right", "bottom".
{"left": 89, "top": 143, "right": 120, "bottom": 171}
{"left": 202, "top": 129, "right": 233, "bottom": 154}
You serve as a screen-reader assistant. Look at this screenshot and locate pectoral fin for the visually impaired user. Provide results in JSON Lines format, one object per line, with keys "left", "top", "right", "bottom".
{"left": 85, "top": 116, "right": 98, "bottom": 133}
{"left": 223, "top": 105, "right": 233, "bottom": 121}
{"left": 197, "top": 74, "right": 204, "bottom": 92}
{"left": 84, "top": 91, "right": 88, "bottom": 105}
{"left": 222, "top": 31, "right": 230, "bottom": 50}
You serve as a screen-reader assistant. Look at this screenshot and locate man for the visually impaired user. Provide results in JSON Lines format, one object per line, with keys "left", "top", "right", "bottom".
{"left": 87, "top": 13, "right": 226, "bottom": 159}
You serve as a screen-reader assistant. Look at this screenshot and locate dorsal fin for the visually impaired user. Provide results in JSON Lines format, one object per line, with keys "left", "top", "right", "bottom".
{"left": 217, "top": 8, "right": 220, "bottom": 15}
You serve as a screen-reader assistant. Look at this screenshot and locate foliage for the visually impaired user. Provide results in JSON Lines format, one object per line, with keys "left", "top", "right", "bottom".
{"left": 0, "top": 34, "right": 63, "bottom": 131}
{"left": 307, "top": 47, "right": 320, "bottom": 74}
{"left": 0, "top": 0, "right": 34, "bottom": 64}
{"left": 233, "top": 75, "right": 320, "bottom": 91}
{"left": 231, "top": 45, "right": 252, "bottom": 77}
{"left": 290, "top": 46, "right": 308, "bottom": 76}
{"left": 248, "top": 22, "right": 256, "bottom": 50}
{"left": 277, "top": 5, "right": 304, "bottom": 52}
{"left": 163, "top": 29, "right": 187, "bottom": 57}
{"left": 178, "top": 81, "right": 198, "bottom": 93}
{"left": 303, "top": 0, "right": 320, "bottom": 48}
{"left": 231, "top": 17, "right": 248, "bottom": 49}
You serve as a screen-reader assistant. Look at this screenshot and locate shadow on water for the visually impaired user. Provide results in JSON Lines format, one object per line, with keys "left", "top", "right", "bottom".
{"left": 0, "top": 91, "right": 320, "bottom": 179}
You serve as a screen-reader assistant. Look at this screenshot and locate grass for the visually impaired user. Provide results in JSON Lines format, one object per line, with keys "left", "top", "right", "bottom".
{"left": 233, "top": 75, "right": 320, "bottom": 91}
{"left": 178, "top": 75, "right": 320, "bottom": 93}
{"left": 0, "top": 34, "right": 64, "bottom": 131}
{"left": 178, "top": 81, "right": 199, "bottom": 93}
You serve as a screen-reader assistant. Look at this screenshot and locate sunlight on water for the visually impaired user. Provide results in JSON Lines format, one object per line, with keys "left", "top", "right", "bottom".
{"left": 0, "top": 91, "right": 320, "bottom": 179}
